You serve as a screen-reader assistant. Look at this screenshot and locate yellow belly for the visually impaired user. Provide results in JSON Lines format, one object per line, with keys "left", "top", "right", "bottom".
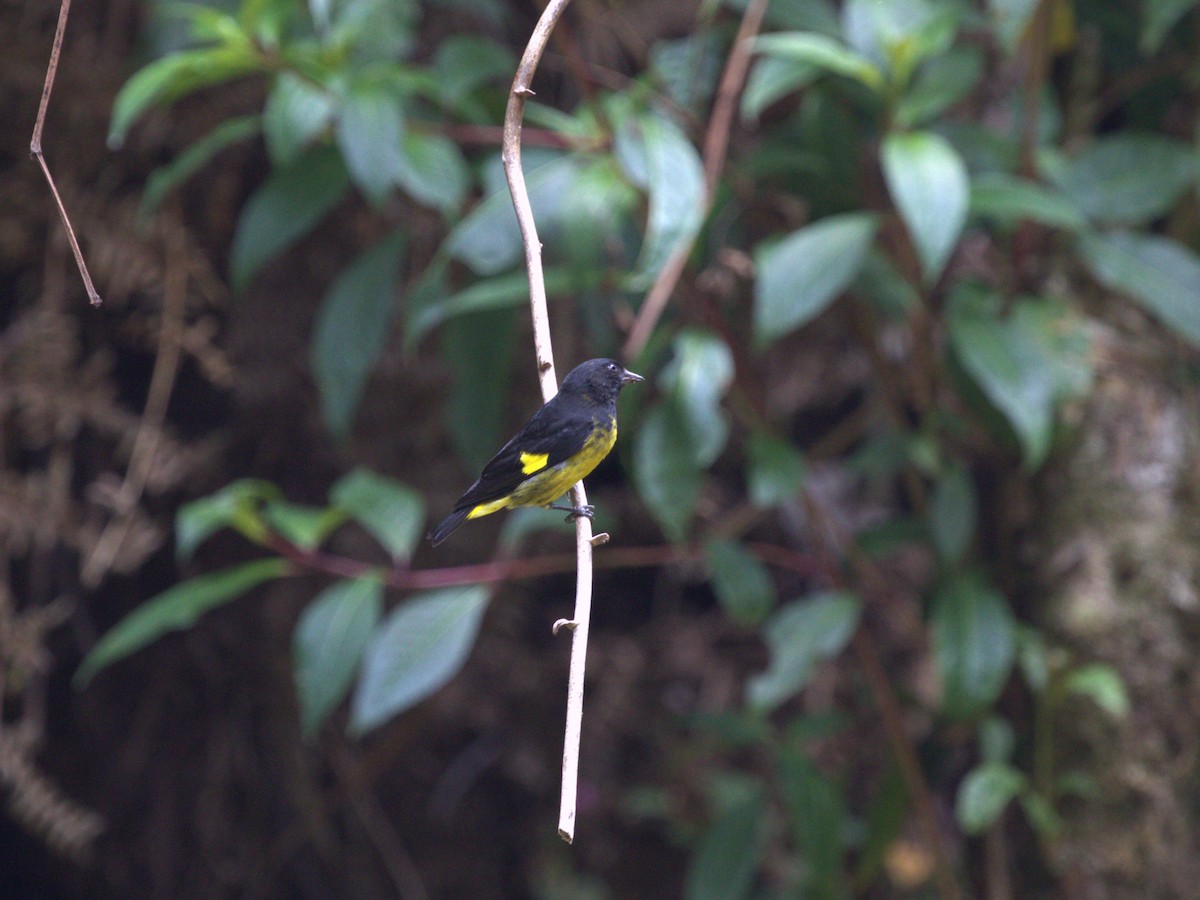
{"left": 466, "top": 419, "right": 616, "bottom": 519}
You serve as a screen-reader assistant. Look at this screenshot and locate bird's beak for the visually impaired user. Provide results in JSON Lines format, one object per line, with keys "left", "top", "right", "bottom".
{"left": 621, "top": 368, "right": 645, "bottom": 385}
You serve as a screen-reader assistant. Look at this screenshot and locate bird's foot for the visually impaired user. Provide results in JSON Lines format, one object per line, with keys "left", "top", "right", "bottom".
{"left": 549, "top": 503, "right": 595, "bottom": 522}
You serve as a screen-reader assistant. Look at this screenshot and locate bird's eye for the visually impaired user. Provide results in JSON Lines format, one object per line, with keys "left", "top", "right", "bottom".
{"left": 606, "top": 362, "right": 617, "bottom": 371}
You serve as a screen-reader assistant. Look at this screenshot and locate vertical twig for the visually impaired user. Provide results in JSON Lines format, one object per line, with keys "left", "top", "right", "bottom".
{"left": 499, "top": 0, "right": 594, "bottom": 844}
{"left": 31, "top": 0, "right": 102, "bottom": 307}
{"left": 621, "top": 0, "right": 768, "bottom": 360}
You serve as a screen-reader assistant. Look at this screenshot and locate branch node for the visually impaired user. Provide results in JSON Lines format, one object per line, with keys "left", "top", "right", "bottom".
{"left": 515, "top": 86, "right": 537, "bottom": 97}
{"left": 589, "top": 533, "right": 610, "bottom": 546}
{"left": 552, "top": 618, "right": 578, "bottom": 635}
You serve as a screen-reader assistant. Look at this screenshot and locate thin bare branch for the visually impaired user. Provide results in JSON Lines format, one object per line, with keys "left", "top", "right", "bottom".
{"left": 499, "top": 0, "right": 595, "bottom": 844}
{"left": 622, "top": 0, "right": 768, "bottom": 360}
{"left": 31, "top": 0, "right": 102, "bottom": 306}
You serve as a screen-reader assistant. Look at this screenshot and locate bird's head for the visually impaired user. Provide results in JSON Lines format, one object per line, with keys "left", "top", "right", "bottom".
{"left": 560, "top": 358, "right": 644, "bottom": 405}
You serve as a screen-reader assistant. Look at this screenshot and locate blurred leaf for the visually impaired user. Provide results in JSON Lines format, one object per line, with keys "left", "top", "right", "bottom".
{"left": 706, "top": 539, "right": 776, "bottom": 626}
{"left": 263, "top": 72, "right": 335, "bottom": 166}
{"left": 754, "top": 212, "right": 878, "bottom": 345}
{"left": 293, "top": 575, "right": 383, "bottom": 737}
{"left": 443, "top": 307, "right": 516, "bottom": 473}
{"left": 650, "top": 32, "right": 723, "bottom": 112}
{"left": 930, "top": 464, "right": 976, "bottom": 563}
{"left": 263, "top": 501, "right": 345, "bottom": 549}
{"left": 754, "top": 32, "right": 884, "bottom": 90}
{"left": 395, "top": 132, "right": 469, "bottom": 215}
{"left": 881, "top": 130, "right": 968, "bottom": 284}
{"left": 330, "top": 468, "right": 425, "bottom": 561}
{"left": 779, "top": 747, "right": 847, "bottom": 897}
{"left": 1141, "top": 0, "right": 1200, "bottom": 51}
{"left": 969, "top": 173, "right": 1086, "bottom": 231}
{"left": 988, "top": 0, "right": 1040, "bottom": 51}
{"left": 741, "top": 56, "right": 816, "bottom": 121}
{"left": 634, "top": 401, "right": 703, "bottom": 543}
{"left": 979, "top": 715, "right": 1016, "bottom": 763}
{"left": 660, "top": 329, "right": 734, "bottom": 466}
{"left": 335, "top": 81, "right": 406, "bottom": 206}
{"left": 432, "top": 35, "right": 514, "bottom": 113}
{"left": 76, "top": 559, "right": 290, "bottom": 685}
{"left": 932, "top": 572, "right": 1015, "bottom": 719}
{"left": 1019, "top": 790, "right": 1063, "bottom": 836}
{"left": 684, "top": 788, "right": 765, "bottom": 900}
{"left": 896, "top": 45, "right": 983, "bottom": 127}
{"left": 1047, "top": 135, "right": 1195, "bottom": 225}
{"left": 109, "top": 43, "right": 259, "bottom": 148}
{"left": 1077, "top": 230, "right": 1200, "bottom": 345}
{"left": 408, "top": 267, "right": 599, "bottom": 346}
{"left": 948, "top": 288, "right": 1066, "bottom": 467}
{"left": 311, "top": 232, "right": 405, "bottom": 437}
{"left": 852, "top": 250, "right": 919, "bottom": 318}
{"left": 841, "top": 0, "right": 957, "bottom": 80}
{"left": 230, "top": 145, "right": 350, "bottom": 292}
{"left": 1063, "top": 663, "right": 1129, "bottom": 719}
{"left": 141, "top": 114, "right": 260, "bottom": 219}
{"left": 176, "top": 479, "right": 281, "bottom": 559}
{"left": 1015, "top": 623, "right": 1049, "bottom": 692}
{"left": 350, "top": 586, "right": 490, "bottom": 734}
{"left": 746, "top": 431, "right": 806, "bottom": 507}
{"left": 446, "top": 154, "right": 581, "bottom": 276}
{"left": 956, "top": 762, "right": 1026, "bottom": 834}
{"left": 615, "top": 113, "right": 705, "bottom": 289}
{"left": 748, "top": 592, "right": 862, "bottom": 711}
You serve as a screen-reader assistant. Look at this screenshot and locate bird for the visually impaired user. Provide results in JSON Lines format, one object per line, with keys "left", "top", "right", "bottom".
{"left": 427, "top": 358, "right": 644, "bottom": 546}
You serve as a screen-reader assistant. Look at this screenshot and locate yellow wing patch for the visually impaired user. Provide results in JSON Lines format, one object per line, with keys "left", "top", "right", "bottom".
{"left": 519, "top": 451, "right": 550, "bottom": 475}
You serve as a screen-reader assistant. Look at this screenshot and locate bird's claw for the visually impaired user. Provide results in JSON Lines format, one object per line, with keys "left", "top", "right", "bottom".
{"left": 564, "top": 504, "right": 595, "bottom": 523}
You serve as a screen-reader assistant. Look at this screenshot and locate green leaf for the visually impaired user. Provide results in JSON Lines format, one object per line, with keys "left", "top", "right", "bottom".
{"left": 979, "top": 716, "right": 1016, "bottom": 763}
{"left": 432, "top": 34, "right": 514, "bottom": 112}
{"left": 445, "top": 154, "right": 581, "bottom": 276}
{"left": 741, "top": 56, "right": 817, "bottom": 122}
{"left": 969, "top": 173, "right": 1086, "bottom": 232}
{"left": 754, "top": 32, "right": 884, "bottom": 90}
{"left": 141, "top": 115, "right": 261, "bottom": 219}
{"left": 930, "top": 464, "right": 976, "bottom": 564}
{"left": 748, "top": 592, "right": 862, "bottom": 711}
{"left": 262, "top": 501, "right": 344, "bottom": 550}
{"left": 395, "top": 131, "right": 469, "bottom": 215}
{"left": 311, "top": 232, "right": 405, "bottom": 437}
{"left": 330, "top": 468, "right": 425, "bottom": 561}
{"left": 706, "top": 539, "right": 776, "bottom": 626}
{"left": 1015, "top": 623, "right": 1049, "bottom": 692}
{"left": 1064, "top": 663, "right": 1129, "bottom": 719}
{"left": 176, "top": 479, "right": 281, "bottom": 559}
{"left": 955, "top": 762, "right": 1026, "bottom": 834}
{"left": 1141, "top": 0, "right": 1200, "bottom": 52}
{"left": 293, "top": 576, "right": 383, "bottom": 737}
{"left": 615, "top": 113, "right": 705, "bottom": 289}
{"left": 754, "top": 212, "right": 878, "bottom": 345}
{"left": 881, "top": 130, "right": 968, "bottom": 284}
{"left": 75, "top": 559, "right": 290, "bottom": 685}
{"left": 1047, "top": 134, "right": 1195, "bottom": 225}
{"left": 932, "top": 572, "right": 1015, "bottom": 719}
{"left": 988, "top": 0, "right": 1040, "bottom": 52}
{"left": 109, "top": 44, "right": 260, "bottom": 149}
{"left": 746, "top": 431, "right": 806, "bottom": 507}
{"left": 660, "top": 329, "right": 735, "bottom": 467}
{"left": 335, "top": 81, "right": 406, "bottom": 206}
{"left": 633, "top": 401, "right": 703, "bottom": 543}
{"left": 350, "top": 586, "right": 490, "bottom": 734}
{"left": 778, "top": 747, "right": 847, "bottom": 896}
{"left": 1077, "top": 230, "right": 1200, "bottom": 346}
{"left": 684, "top": 789, "right": 766, "bottom": 900}
{"left": 896, "top": 46, "right": 983, "bottom": 127}
{"left": 263, "top": 72, "right": 335, "bottom": 166}
{"left": 230, "top": 145, "right": 350, "bottom": 292}
{"left": 948, "top": 288, "right": 1073, "bottom": 467}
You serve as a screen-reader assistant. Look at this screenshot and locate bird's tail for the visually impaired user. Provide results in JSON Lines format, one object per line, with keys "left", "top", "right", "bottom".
{"left": 427, "top": 508, "right": 470, "bottom": 546}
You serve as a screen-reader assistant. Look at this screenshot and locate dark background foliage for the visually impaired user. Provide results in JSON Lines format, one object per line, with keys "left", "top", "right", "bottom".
{"left": 4, "top": 0, "right": 1200, "bottom": 897}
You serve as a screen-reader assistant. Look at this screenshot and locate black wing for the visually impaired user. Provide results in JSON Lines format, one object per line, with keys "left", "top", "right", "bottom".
{"left": 451, "top": 396, "right": 596, "bottom": 511}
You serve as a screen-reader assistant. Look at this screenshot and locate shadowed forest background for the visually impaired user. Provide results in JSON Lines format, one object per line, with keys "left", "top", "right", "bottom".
{"left": 3, "top": 0, "right": 1200, "bottom": 897}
